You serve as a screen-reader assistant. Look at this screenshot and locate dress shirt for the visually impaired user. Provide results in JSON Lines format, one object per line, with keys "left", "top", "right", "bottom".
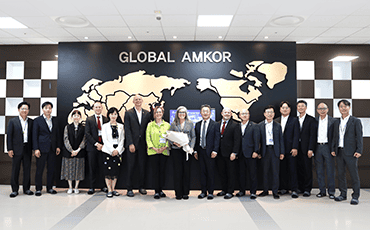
{"left": 281, "top": 115, "right": 289, "bottom": 133}
{"left": 317, "top": 115, "right": 328, "bottom": 143}
{"left": 200, "top": 118, "right": 210, "bottom": 146}
{"left": 265, "top": 120, "right": 274, "bottom": 145}
{"left": 220, "top": 119, "right": 229, "bottom": 133}
{"left": 241, "top": 121, "right": 249, "bottom": 136}
{"left": 339, "top": 115, "right": 350, "bottom": 148}
{"left": 134, "top": 107, "right": 142, "bottom": 125}
{"left": 43, "top": 114, "right": 53, "bottom": 131}
{"left": 19, "top": 115, "right": 28, "bottom": 143}
{"left": 299, "top": 113, "right": 306, "bottom": 130}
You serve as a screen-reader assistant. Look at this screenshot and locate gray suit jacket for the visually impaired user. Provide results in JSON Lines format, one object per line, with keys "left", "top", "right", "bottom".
{"left": 169, "top": 120, "right": 196, "bottom": 149}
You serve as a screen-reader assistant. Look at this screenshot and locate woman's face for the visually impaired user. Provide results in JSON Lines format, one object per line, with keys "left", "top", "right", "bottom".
{"left": 72, "top": 113, "right": 81, "bottom": 123}
{"left": 178, "top": 109, "right": 186, "bottom": 120}
{"left": 109, "top": 111, "right": 118, "bottom": 122}
{"left": 155, "top": 108, "right": 163, "bottom": 120}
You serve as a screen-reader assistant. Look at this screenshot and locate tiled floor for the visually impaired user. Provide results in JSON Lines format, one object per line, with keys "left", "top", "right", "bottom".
{"left": 1, "top": 185, "right": 369, "bottom": 230}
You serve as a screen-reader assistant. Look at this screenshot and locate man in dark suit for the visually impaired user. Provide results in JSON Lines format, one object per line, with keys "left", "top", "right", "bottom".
{"left": 33, "top": 101, "right": 61, "bottom": 196}
{"left": 275, "top": 101, "right": 299, "bottom": 198}
{"left": 85, "top": 101, "right": 108, "bottom": 194}
{"left": 331, "top": 99, "right": 363, "bottom": 205}
{"left": 194, "top": 104, "right": 220, "bottom": 200}
{"left": 296, "top": 100, "right": 317, "bottom": 197}
{"left": 236, "top": 109, "right": 259, "bottom": 199}
{"left": 258, "top": 105, "right": 284, "bottom": 199}
{"left": 216, "top": 108, "right": 240, "bottom": 199}
{"left": 124, "top": 94, "right": 151, "bottom": 197}
{"left": 315, "top": 102, "right": 336, "bottom": 199}
{"left": 7, "top": 102, "right": 34, "bottom": 198}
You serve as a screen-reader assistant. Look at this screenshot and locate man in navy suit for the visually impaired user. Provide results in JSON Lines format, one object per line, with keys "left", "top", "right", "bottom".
{"left": 194, "top": 104, "right": 220, "bottom": 200}
{"left": 7, "top": 102, "right": 34, "bottom": 198}
{"left": 236, "top": 109, "right": 259, "bottom": 199}
{"left": 33, "top": 101, "right": 61, "bottom": 196}
{"left": 275, "top": 101, "right": 299, "bottom": 198}
{"left": 315, "top": 103, "right": 336, "bottom": 199}
{"left": 331, "top": 100, "right": 363, "bottom": 205}
{"left": 258, "top": 105, "right": 284, "bottom": 199}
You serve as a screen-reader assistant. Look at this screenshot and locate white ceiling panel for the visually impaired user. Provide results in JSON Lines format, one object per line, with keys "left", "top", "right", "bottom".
{"left": 85, "top": 15, "right": 127, "bottom": 27}
{"left": 165, "top": 36, "right": 195, "bottom": 41}
{"left": 352, "top": 3, "right": 370, "bottom": 15}
{"left": 130, "top": 27, "right": 163, "bottom": 36}
{"left": 0, "top": 38, "right": 27, "bottom": 44}
{"left": 73, "top": 1, "right": 119, "bottom": 16}
{"left": 288, "top": 27, "right": 328, "bottom": 37}
{"left": 0, "top": 1, "right": 44, "bottom": 17}
{"left": 34, "top": 28, "right": 73, "bottom": 37}
{"left": 28, "top": 0, "right": 82, "bottom": 16}
{"left": 14, "top": 17, "right": 60, "bottom": 28}
{"left": 238, "top": 1, "right": 280, "bottom": 15}
{"left": 76, "top": 36, "right": 108, "bottom": 42}
{"left": 0, "top": 30, "right": 13, "bottom": 38}
{"left": 224, "top": 36, "right": 255, "bottom": 41}
{"left": 21, "top": 37, "right": 55, "bottom": 44}
{"left": 2, "top": 28, "right": 44, "bottom": 38}
{"left": 123, "top": 15, "right": 162, "bottom": 27}
{"left": 257, "top": 27, "right": 296, "bottom": 37}
{"left": 49, "top": 37, "right": 80, "bottom": 43}
{"left": 156, "top": 0, "right": 197, "bottom": 15}
{"left": 273, "top": 0, "right": 321, "bottom": 16}
{"left": 112, "top": 0, "right": 157, "bottom": 15}
{"left": 197, "top": 0, "right": 240, "bottom": 15}
{"left": 283, "top": 36, "right": 314, "bottom": 43}
{"left": 65, "top": 28, "right": 103, "bottom": 37}
{"left": 337, "top": 37, "right": 370, "bottom": 44}
{"left": 163, "top": 27, "right": 195, "bottom": 36}
{"left": 227, "top": 27, "right": 262, "bottom": 36}
{"left": 334, "top": 16, "right": 370, "bottom": 28}
{"left": 135, "top": 35, "right": 165, "bottom": 41}
{"left": 309, "top": 37, "right": 343, "bottom": 43}
{"left": 196, "top": 27, "right": 229, "bottom": 36}
{"left": 254, "top": 36, "right": 285, "bottom": 41}
{"left": 313, "top": 2, "right": 363, "bottom": 16}
{"left": 320, "top": 28, "right": 362, "bottom": 37}
{"left": 299, "top": 15, "right": 347, "bottom": 27}
{"left": 351, "top": 28, "right": 370, "bottom": 37}
{"left": 231, "top": 15, "right": 272, "bottom": 27}
{"left": 195, "top": 36, "right": 225, "bottom": 41}
{"left": 97, "top": 27, "right": 132, "bottom": 37}
{"left": 160, "top": 15, "right": 197, "bottom": 27}
{"left": 105, "top": 36, "right": 134, "bottom": 41}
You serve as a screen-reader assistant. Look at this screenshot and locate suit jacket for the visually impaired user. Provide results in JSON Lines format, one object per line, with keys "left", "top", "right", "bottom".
{"left": 85, "top": 114, "right": 108, "bottom": 152}
{"left": 275, "top": 115, "right": 299, "bottom": 154}
{"left": 101, "top": 123, "right": 125, "bottom": 155}
{"left": 32, "top": 115, "right": 61, "bottom": 154}
{"left": 298, "top": 114, "right": 317, "bottom": 153}
{"left": 239, "top": 121, "right": 260, "bottom": 158}
{"left": 331, "top": 116, "right": 363, "bottom": 156}
{"left": 195, "top": 119, "right": 220, "bottom": 157}
{"left": 7, "top": 117, "right": 33, "bottom": 155}
{"left": 218, "top": 119, "right": 241, "bottom": 157}
{"left": 258, "top": 120, "right": 284, "bottom": 158}
{"left": 169, "top": 120, "right": 196, "bottom": 149}
{"left": 124, "top": 107, "right": 151, "bottom": 149}
{"left": 315, "top": 115, "right": 335, "bottom": 147}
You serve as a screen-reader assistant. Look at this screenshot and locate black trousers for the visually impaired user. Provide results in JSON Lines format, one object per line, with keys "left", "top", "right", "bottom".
{"left": 172, "top": 148, "right": 190, "bottom": 197}
{"left": 150, "top": 154, "right": 168, "bottom": 193}
{"left": 35, "top": 150, "right": 56, "bottom": 191}
{"left": 11, "top": 144, "right": 32, "bottom": 193}
{"left": 87, "top": 149, "right": 105, "bottom": 189}
{"left": 216, "top": 154, "right": 236, "bottom": 194}
{"left": 279, "top": 153, "right": 298, "bottom": 192}
{"left": 239, "top": 155, "right": 258, "bottom": 195}
{"left": 297, "top": 144, "right": 313, "bottom": 193}
{"left": 126, "top": 138, "right": 147, "bottom": 190}
{"left": 337, "top": 148, "right": 360, "bottom": 199}
{"left": 262, "top": 147, "right": 280, "bottom": 194}
{"left": 198, "top": 148, "right": 216, "bottom": 195}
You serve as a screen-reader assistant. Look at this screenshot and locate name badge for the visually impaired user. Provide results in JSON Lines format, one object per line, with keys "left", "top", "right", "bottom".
{"left": 98, "top": 130, "right": 102, "bottom": 136}
{"left": 160, "top": 137, "right": 166, "bottom": 144}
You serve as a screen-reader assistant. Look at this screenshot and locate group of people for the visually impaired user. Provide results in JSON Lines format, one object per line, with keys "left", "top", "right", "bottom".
{"left": 7, "top": 95, "right": 363, "bottom": 205}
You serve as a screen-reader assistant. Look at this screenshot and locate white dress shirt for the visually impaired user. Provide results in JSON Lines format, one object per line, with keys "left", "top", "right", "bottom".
{"left": 43, "top": 114, "right": 52, "bottom": 131}
{"left": 299, "top": 113, "right": 306, "bottom": 130}
{"left": 317, "top": 115, "right": 328, "bottom": 143}
{"left": 241, "top": 121, "right": 249, "bottom": 136}
{"left": 135, "top": 107, "right": 142, "bottom": 125}
{"left": 339, "top": 115, "right": 350, "bottom": 148}
{"left": 265, "top": 120, "right": 274, "bottom": 145}
{"left": 281, "top": 115, "right": 289, "bottom": 133}
{"left": 19, "top": 116, "right": 28, "bottom": 143}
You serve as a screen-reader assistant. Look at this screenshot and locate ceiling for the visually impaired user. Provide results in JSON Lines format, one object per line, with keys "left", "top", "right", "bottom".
{"left": 1, "top": 0, "right": 370, "bottom": 45}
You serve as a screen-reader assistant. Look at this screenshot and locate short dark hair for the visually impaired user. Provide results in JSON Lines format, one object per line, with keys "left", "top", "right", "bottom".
{"left": 18, "top": 101, "right": 30, "bottom": 110}
{"left": 264, "top": 105, "right": 275, "bottom": 112}
{"left": 71, "top": 110, "right": 81, "bottom": 117}
{"left": 200, "top": 104, "right": 211, "bottom": 111}
{"left": 297, "top": 100, "right": 307, "bottom": 106}
{"left": 337, "top": 99, "right": 351, "bottom": 107}
{"left": 279, "top": 101, "right": 291, "bottom": 108}
{"left": 41, "top": 101, "right": 53, "bottom": 109}
{"left": 107, "top": 107, "right": 122, "bottom": 123}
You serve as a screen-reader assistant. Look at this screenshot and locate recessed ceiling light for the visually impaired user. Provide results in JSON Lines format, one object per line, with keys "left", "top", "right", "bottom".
{"left": 55, "top": 16, "right": 89, "bottom": 28}
{"left": 84, "top": 37, "right": 88, "bottom": 40}
{"left": 128, "top": 36, "right": 132, "bottom": 39}
{"left": 270, "top": 15, "right": 304, "bottom": 27}
{"left": 329, "top": 56, "right": 359, "bottom": 62}
{"left": 173, "top": 36, "right": 177, "bottom": 39}
{"left": 197, "top": 15, "right": 233, "bottom": 27}
{"left": 264, "top": 36, "right": 268, "bottom": 39}
{"left": 0, "top": 17, "right": 27, "bottom": 29}
{"left": 218, "top": 36, "right": 222, "bottom": 39}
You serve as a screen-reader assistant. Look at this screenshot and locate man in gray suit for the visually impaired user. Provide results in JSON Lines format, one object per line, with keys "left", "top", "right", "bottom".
{"left": 315, "top": 103, "right": 335, "bottom": 199}
{"left": 331, "top": 100, "right": 363, "bottom": 205}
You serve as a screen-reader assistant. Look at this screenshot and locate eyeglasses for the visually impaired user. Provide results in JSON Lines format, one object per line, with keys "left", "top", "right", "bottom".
{"left": 317, "top": 108, "right": 327, "bottom": 110}
{"left": 240, "top": 113, "right": 249, "bottom": 115}
{"left": 179, "top": 111, "right": 186, "bottom": 114}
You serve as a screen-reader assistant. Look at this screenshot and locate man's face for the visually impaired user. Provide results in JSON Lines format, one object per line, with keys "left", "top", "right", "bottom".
{"left": 264, "top": 108, "right": 274, "bottom": 121}
{"left": 280, "top": 103, "right": 291, "bottom": 116}
{"left": 18, "top": 105, "right": 29, "bottom": 117}
{"left": 221, "top": 109, "right": 232, "bottom": 121}
{"left": 297, "top": 103, "right": 307, "bottom": 114}
{"left": 317, "top": 103, "right": 328, "bottom": 117}
{"left": 133, "top": 95, "right": 143, "bottom": 108}
{"left": 239, "top": 110, "right": 250, "bottom": 122}
{"left": 339, "top": 102, "right": 350, "bottom": 117}
{"left": 201, "top": 107, "right": 211, "bottom": 120}
{"left": 42, "top": 105, "right": 52, "bottom": 117}
{"left": 93, "top": 102, "right": 102, "bottom": 115}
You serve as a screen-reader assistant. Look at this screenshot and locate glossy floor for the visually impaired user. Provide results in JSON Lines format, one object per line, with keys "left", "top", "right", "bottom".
{"left": 1, "top": 185, "right": 369, "bottom": 230}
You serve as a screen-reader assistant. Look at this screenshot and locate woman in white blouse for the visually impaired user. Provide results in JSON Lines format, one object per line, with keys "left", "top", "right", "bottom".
{"left": 101, "top": 107, "right": 124, "bottom": 198}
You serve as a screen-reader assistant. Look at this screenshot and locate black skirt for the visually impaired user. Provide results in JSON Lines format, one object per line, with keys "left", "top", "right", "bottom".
{"left": 102, "top": 152, "right": 120, "bottom": 179}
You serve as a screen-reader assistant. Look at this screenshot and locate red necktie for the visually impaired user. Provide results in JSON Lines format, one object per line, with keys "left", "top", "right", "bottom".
{"left": 97, "top": 116, "right": 102, "bottom": 143}
{"left": 221, "top": 121, "right": 226, "bottom": 135}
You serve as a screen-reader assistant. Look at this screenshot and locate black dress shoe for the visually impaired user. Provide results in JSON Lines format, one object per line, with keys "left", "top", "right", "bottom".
{"left": 236, "top": 192, "right": 245, "bottom": 197}
{"left": 87, "top": 189, "right": 95, "bottom": 195}
{"left": 183, "top": 195, "right": 189, "bottom": 200}
{"left": 273, "top": 193, "right": 280, "bottom": 199}
{"left": 139, "top": 189, "right": 147, "bottom": 195}
{"left": 198, "top": 193, "right": 207, "bottom": 199}
{"left": 329, "top": 194, "right": 335, "bottom": 199}
{"left": 127, "top": 190, "right": 134, "bottom": 197}
{"left": 101, "top": 187, "right": 108, "bottom": 193}
{"left": 258, "top": 191, "right": 268, "bottom": 197}
{"left": 160, "top": 191, "right": 166, "bottom": 197}
{"left": 10, "top": 192, "right": 18, "bottom": 198}
{"left": 279, "top": 189, "right": 288, "bottom": 195}
{"left": 24, "top": 190, "right": 34, "bottom": 195}
{"left": 224, "top": 193, "right": 234, "bottom": 199}
{"left": 106, "top": 192, "right": 113, "bottom": 198}
{"left": 176, "top": 196, "right": 182, "bottom": 200}
{"left": 35, "top": 191, "right": 42, "bottom": 196}
{"left": 291, "top": 191, "right": 299, "bottom": 198}
{"left": 154, "top": 193, "right": 160, "bottom": 199}
{"left": 303, "top": 191, "right": 311, "bottom": 197}
{"left": 250, "top": 194, "right": 257, "bottom": 199}
{"left": 47, "top": 189, "right": 57, "bottom": 194}
{"left": 350, "top": 198, "right": 359, "bottom": 205}
{"left": 207, "top": 194, "right": 214, "bottom": 200}
{"left": 316, "top": 193, "right": 326, "bottom": 198}
{"left": 217, "top": 191, "right": 226, "bottom": 196}
{"left": 297, "top": 189, "right": 303, "bottom": 194}
{"left": 112, "top": 191, "right": 120, "bottom": 196}
{"left": 334, "top": 195, "right": 347, "bottom": 201}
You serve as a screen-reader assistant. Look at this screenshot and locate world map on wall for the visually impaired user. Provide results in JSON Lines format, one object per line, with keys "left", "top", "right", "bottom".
{"left": 68, "top": 61, "right": 287, "bottom": 123}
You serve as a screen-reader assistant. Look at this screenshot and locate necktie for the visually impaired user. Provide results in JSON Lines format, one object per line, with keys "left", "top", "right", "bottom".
{"left": 221, "top": 121, "right": 226, "bottom": 135}
{"left": 201, "top": 121, "right": 206, "bottom": 148}
{"left": 97, "top": 116, "right": 102, "bottom": 143}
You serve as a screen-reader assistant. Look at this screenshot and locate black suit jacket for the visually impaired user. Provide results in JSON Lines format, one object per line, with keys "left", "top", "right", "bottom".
{"left": 331, "top": 116, "right": 363, "bottom": 156}
{"left": 239, "top": 121, "right": 259, "bottom": 158}
{"left": 32, "top": 115, "right": 61, "bottom": 153}
{"left": 315, "top": 115, "right": 335, "bottom": 147}
{"left": 258, "top": 121, "right": 284, "bottom": 158}
{"left": 218, "top": 119, "right": 241, "bottom": 157}
{"left": 85, "top": 115, "right": 108, "bottom": 152}
{"left": 195, "top": 119, "right": 220, "bottom": 157}
{"left": 7, "top": 117, "right": 33, "bottom": 155}
{"left": 298, "top": 114, "right": 317, "bottom": 153}
{"left": 124, "top": 107, "right": 151, "bottom": 149}
{"left": 275, "top": 115, "right": 299, "bottom": 154}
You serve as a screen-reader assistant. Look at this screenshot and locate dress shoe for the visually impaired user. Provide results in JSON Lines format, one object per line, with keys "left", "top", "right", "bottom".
{"left": 224, "top": 193, "right": 234, "bottom": 199}
{"left": 273, "top": 193, "right": 280, "bottom": 199}
{"left": 198, "top": 193, "right": 207, "bottom": 199}
{"left": 160, "top": 191, "right": 166, "bottom": 197}
{"left": 207, "top": 194, "right": 214, "bottom": 200}
{"left": 112, "top": 191, "right": 120, "bottom": 196}
{"left": 176, "top": 196, "right": 182, "bottom": 200}
{"left": 250, "top": 194, "right": 257, "bottom": 199}
{"left": 303, "top": 191, "right": 311, "bottom": 197}
{"left": 139, "top": 188, "right": 147, "bottom": 195}
{"left": 87, "top": 189, "right": 95, "bottom": 195}
{"left": 67, "top": 189, "right": 73, "bottom": 194}
{"left": 291, "top": 191, "right": 299, "bottom": 199}
{"left": 217, "top": 191, "right": 226, "bottom": 196}
{"left": 101, "top": 187, "right": 108, "bottom": 193}
{"left": 279, "top": 189, "right": 288, "bottom": 195}
{"left": 350, "top": 198, "right": 359, "bottom": 205}
{"left": 258, "top": 191, "right": 268, "bottom": 197}
{"left": 154, "top": 193, "right": 160, "bottom": 199}
{"left": 74, "top": 189, "right": 80, "bottom": 194}
{"left": 24, "top": 190, "right": 34, "bottom": 195}
{"left": 127, "top": 190, "right": 134, "bottom": 197}
{"left": 183, "top": 195, "right": 189, "bottom": 200}
{"left": 316, "top": 193, "right": 326, "bottom": 198}
{"left": 10, "top": 192, "right": 18, "bottom": 198}
{"left": 334, "top": 195, "right": 347, "bottom": 202}
{"left": 106, "top": 192, "right": 113, "bottom": 198}
{"left": 35, "top": 191, "right": 42, "bottom": 196}
{"left": 236, "top": 191, "right": 245, "bottom": 197}
{"left": 297, "top": 189, "right": 303, "bottom": 194}
{"left": 329, "top": 194, "right": 335, "bottom": 199}
{"left": 47, "top": 189, "right": 57, "bottom": 194}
